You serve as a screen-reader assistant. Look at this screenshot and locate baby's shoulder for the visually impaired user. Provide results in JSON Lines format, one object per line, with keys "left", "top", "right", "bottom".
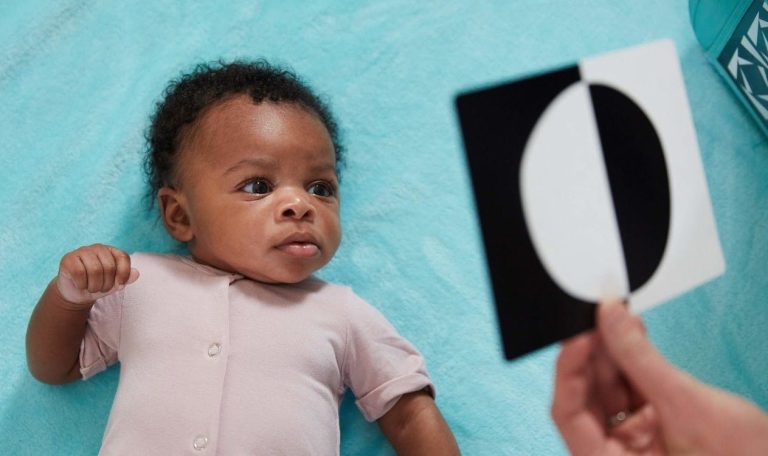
{"left": 290, "top": 277, "right": 352, "bottom": 304}
{"left": 295, "top": 278, "right": 383, "bottom": 317}
{"left": 128, "top": 252, "right": 207, "bottom": 282}
{"left": 129, "top": 252, "right": 184, "bottom": 271}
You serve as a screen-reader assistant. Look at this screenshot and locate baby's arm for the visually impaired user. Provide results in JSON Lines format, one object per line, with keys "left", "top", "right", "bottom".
{"left": 377, "top": 389, "right": 461, "bottom": 455}
{"left": 26, "top": 244, "right": 138, "bottom": 384}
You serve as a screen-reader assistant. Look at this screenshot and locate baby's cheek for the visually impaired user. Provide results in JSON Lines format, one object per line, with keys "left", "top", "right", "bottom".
{"left": 327, "top": 216, "right": 341, "bottom": 242}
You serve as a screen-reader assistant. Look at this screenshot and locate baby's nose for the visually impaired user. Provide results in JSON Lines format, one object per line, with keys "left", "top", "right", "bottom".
{"left": 277, "top": 193, "right": 314, "bottom": 221}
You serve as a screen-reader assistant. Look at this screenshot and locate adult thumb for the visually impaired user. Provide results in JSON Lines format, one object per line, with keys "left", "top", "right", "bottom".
{"left": 597, "top": 299, "right": 693, "bottom": 409}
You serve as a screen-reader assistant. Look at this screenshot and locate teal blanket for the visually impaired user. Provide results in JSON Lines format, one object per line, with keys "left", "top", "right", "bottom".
{"left": 2, "top": 1, "right": 766, "bottom": 454}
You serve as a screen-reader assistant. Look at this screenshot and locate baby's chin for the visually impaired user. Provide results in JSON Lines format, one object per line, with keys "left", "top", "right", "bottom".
{"left": 249, "top": 273, "right": 315, "bottom": 285}
{"left": 189, "top": 249, "right": 324, "bottom": 284}
{"left": 242, "top": 265, "right": 322, "bottom": 285}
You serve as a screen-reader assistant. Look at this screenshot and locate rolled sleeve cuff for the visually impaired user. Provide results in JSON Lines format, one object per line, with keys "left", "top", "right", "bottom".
{"left": 355, "top": 373, "right": 435, "bottom": 422}
{"left": 79, "top": 338, "right": 108, "bottom": 380}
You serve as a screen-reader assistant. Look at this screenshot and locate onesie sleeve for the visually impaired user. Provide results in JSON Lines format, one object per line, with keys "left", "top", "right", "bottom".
{"left": 342, "top": 291, "right": 434, "bottom": 422}
{"left": 79, "top": 289, "right": 123, "bottom": 380}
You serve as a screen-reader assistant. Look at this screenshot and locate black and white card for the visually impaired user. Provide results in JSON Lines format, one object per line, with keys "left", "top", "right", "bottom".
{"left": 455, "top": 40, "right": 725, "bottom": 360}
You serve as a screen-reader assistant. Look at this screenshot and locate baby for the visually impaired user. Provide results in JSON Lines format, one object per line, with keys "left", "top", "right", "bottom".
{"left": 26, "top": 61, "right": 459, "bottom": 455}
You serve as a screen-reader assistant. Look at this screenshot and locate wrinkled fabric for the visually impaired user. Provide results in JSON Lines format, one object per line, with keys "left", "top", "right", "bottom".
{"left": 80, "top": 253, "right": 433, "bottom": 455}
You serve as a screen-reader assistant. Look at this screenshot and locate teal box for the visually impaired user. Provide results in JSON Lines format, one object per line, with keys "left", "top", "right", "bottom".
{"left": 690, "top": 0, "right": 768, "bottom": 137}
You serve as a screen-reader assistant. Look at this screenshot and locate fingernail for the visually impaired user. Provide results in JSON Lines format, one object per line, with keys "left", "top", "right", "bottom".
{"left": 602, "top": 299, "right": 627, "bottom": 329}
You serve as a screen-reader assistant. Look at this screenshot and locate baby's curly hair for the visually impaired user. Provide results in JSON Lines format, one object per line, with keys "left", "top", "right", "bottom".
{"left": 144, "top": 59, "right": 343, "bottom": 205}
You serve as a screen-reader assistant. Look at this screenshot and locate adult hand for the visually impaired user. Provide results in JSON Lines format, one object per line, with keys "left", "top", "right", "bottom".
{"left": 56, "top": 244, "right": 139, "bottom": 307}
{"left": 551, "top": 299, "right": 768, "bottom": 455}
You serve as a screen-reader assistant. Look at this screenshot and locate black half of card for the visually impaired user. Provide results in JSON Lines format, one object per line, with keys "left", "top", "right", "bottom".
{"left": 455, "top": 66, "right": 596, "bottom": 360}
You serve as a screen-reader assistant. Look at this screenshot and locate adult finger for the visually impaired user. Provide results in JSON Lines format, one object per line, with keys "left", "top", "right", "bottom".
{"left": 592, "top": 336, "right": 633, "bottom": 421}
{"left": 597, "top": 300, "right": 695, "bottom": 413}
{"left": 552, "top": 332, "right": 594, "bottom": 422}
{"left": 609, "top": 403, "right": 659, "bottom": 451}
{"left": 551, "top": 333, "right": 606, "bottom": 455}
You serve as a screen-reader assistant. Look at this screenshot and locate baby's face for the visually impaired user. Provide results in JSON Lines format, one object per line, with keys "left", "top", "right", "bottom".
{"left": 172, "top": 95, "right": 341, "bottom": 283}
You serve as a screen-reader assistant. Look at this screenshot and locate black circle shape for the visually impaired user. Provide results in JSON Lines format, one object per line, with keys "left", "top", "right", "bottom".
{"left": 589, "top": 83, "right": 671, "bottom": 292}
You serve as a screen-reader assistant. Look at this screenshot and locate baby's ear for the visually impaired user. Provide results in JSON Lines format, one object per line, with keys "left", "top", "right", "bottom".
{"left": 158, "top": 187, "right": 193, "bottom": 242}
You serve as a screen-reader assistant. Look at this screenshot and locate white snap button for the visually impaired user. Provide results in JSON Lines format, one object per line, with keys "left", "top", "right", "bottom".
{"left": 193, "top": 435, "right": 208, "bottom": 450}
{"left": 208, "top": 343, "right": 221, "bottom": 357}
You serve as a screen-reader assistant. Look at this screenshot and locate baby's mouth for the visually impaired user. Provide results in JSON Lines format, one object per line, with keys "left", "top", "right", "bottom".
{"left": 276, "top": 241, "right": 320, "bottom": 257}
{"left": 275, "top": 233, "right": 321, "bottom": 257}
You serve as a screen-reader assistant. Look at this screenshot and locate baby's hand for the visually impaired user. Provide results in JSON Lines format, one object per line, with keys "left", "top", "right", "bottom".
{"left": 55, "top": 244, "right": 139, "bottom": 307}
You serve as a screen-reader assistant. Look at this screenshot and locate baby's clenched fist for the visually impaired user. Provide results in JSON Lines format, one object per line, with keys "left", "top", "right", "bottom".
{"left": 56, "top": 244, "right": 139, "bottom": 307}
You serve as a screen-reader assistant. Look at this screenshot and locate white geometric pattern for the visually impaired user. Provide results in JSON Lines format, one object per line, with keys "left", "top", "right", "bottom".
{"left": 725, "top": 0, "right": 768, "bottom": 119}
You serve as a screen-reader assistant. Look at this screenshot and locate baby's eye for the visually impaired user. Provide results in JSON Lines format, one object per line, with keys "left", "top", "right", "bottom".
{"left": 308, "top": 182, "right": 335, "bottom": 197}
{"left": 242, "top": 179, "right": 272, "bottom": 195}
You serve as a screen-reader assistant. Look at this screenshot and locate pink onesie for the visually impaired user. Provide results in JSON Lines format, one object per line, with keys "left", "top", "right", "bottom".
{"left": 80, "top": 253, "right": 433, "bottom": 455}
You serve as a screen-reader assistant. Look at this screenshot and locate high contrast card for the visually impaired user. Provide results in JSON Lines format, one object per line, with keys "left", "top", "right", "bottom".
{"left": 455, "top": 40, "right": 725, "bottom": 360}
